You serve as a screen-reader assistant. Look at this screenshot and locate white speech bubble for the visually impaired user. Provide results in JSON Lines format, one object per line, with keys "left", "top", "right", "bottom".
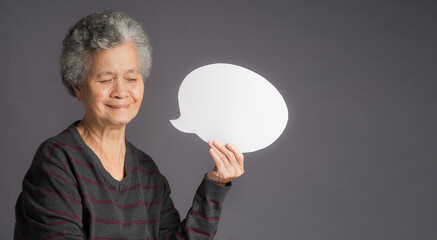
{"left": 170, "top": 63, "right": 288, "bottom": 153}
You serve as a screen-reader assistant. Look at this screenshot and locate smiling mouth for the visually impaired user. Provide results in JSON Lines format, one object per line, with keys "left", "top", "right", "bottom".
{"left": 107, "top": 104, "right": 130, "bottom": 109}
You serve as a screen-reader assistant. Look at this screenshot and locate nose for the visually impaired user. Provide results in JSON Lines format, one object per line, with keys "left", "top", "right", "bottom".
{"left": 110, "top": 78, "right": 129, "bottom": 99}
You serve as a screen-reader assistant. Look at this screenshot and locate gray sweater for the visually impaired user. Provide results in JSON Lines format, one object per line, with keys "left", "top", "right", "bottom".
{"left": 14, "top": 122, "right": 230, "bottom": 239}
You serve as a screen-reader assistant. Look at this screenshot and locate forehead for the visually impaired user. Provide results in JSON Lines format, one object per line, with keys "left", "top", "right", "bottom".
{"left": 90, "top": 42, "right": 139, "bottom": 75}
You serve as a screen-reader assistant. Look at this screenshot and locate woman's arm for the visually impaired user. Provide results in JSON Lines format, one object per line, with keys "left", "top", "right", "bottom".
{"left": 158, "top": 175, "right": 231, "bottom": 240}
{"left": 158, "top": 140, "right": 244, "bottom": 240}
{"left": 14, "top": 142, "right": 84, "bottom": 240}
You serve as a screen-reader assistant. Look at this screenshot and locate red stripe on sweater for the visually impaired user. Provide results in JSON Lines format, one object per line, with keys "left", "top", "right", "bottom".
{"left": 161, "top": 175, "right": 168, "bottom": 184}
{"left": 90, "top": 214, "right": 160, "bottom": 226}
{"left": 119, "top": 183, "right": 163, "bottom": 193}
{"left": 47, "top": 142, "right": 82, "bottom": 162}
{"left": 185, "top": 227, "right": 216, "bottom": 238}
{"left": 130, "top": 166, "right": 160, "bottom": 175}
{"left": 195, "top": 191, "right": 222, "bottom": 206}
{"left": 77, "top": 174, "right": 105, "bottom": 185}
{"left": 24, "top": 189, "right": 81, "bottom": 204}
{"left": 160, "top": 206, "right": 175, "bottom": 214}
{"left": 62, "top": 159, "right": 68, "bottom": 171}
{"left": 138, "top": 157, "right": 153, "bottom": 163}
{"left": 113, "top": 199, "right": 162, "bottom": 209}
{"left": 61, "top": 129, "right": 70, "bottom": 135}
{"left": 190, "top": 209, "right": 220, "bottom": 221}
{"left": 49, "top": 220, "right": 70, "bottom": 227}
{"left": 71, "top": 175, "right": 162, "bottom": 193}
{"left": 177, "top": 232, "right": 184, "bottom": 240}
{"left": 69, "top": 156, "right": 95, "bottom": 168}
{"left": 35, "top": 207, "right": 81, "bottom": 222}
{"left": 43, "top": 169, "right": 77, "bottom": 188}
{"left": 112, "top": 199, "right": 162, "bottom": 209}
{"left": 43, "top": 232, "right": 67, "bottom": 240}
{"left": 84, "top": 195, "right": 162, "bottom": 209}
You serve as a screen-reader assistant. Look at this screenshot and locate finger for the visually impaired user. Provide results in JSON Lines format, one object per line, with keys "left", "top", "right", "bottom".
{"left": 223, "top": 143, "right": 241, "bottom": 167}
{"left": 211, "top": 145, "right": 233, "bottom": 172}
{"left": 213, "top": 140, "right": 236, "bottom": 163}
{"left": 213, "top": 141, "right": 235, "bottom": 171}
{"left": 226, "top": 143, "right": 244, "bottom": 167}
{"left": 210, "top": 141, "right": 228, "bottom": 162}
{"left": 209, "top": 148, "right": 226, "bottom": 170}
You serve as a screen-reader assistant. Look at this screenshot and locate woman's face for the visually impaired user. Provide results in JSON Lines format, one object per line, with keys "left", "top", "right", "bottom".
{"left": 74, "top": 42, "right": 144, "bottom": 127}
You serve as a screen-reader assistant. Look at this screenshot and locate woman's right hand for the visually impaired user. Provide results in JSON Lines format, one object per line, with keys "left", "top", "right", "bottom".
{"left": 206, "top": 140, "right": 245, "bottom": 186}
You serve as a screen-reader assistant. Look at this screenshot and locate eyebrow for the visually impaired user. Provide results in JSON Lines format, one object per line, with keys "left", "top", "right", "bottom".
{"left": 97, "top": 71, "right": 116, "bottom": 78}
{"left": 125, "top": 69, "right": 139, "bottom": 74}
{"left": 96, "top": 69, "right": 139, "bottom": 78}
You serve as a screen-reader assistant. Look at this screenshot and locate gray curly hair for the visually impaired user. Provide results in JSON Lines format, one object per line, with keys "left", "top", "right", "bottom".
{"left": 60, "top": 11, "right": 152, "bottom": 97}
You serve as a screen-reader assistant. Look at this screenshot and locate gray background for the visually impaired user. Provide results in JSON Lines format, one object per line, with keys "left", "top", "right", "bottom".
{"left": 1, "top": 0, "right": 436, "bottom": 239}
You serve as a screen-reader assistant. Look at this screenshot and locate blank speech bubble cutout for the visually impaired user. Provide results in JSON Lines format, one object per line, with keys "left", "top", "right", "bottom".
{"left": 170, "top": 63, "right": 288, "bottom": 153}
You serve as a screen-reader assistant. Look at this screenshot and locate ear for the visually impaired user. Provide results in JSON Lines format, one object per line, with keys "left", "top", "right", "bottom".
{"left": 72, "top": 85, "right": 83, "bottom": 100}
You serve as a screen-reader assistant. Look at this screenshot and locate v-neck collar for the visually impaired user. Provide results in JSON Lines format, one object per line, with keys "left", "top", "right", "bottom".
{"left": 69, "top": 120, "right": 133, "bottom": 192}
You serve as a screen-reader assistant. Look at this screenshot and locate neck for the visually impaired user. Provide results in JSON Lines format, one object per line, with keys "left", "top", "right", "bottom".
{"left": 76, "top": 116, "right": 127, "bottom": 180}
{"left": 78, "top": 116, "right": 126, "bottom": 147}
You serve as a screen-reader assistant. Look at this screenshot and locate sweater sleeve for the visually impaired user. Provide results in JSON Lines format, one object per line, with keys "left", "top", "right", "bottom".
{"left": 159, "top": 175, "right": 231, "bottom": 240}
{"left": 14, "top": 142, "right": 84, "bottom": 240}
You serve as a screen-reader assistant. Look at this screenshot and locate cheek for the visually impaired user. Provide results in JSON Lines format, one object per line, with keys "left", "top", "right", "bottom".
{"left": 132, "top": 84, "right": 144, "bottom": 102}
{"left": 84, "top": 87, "right": 109, "bottom": 108}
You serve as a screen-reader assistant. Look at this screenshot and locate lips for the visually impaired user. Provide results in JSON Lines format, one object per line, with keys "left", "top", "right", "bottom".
{"left": 107, "top": 104, "right": 130, "bottom": 109}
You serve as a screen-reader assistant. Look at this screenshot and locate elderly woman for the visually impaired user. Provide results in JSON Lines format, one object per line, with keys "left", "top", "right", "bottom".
{"left": 14, "top": 11, "right": 244, "bottom": 240}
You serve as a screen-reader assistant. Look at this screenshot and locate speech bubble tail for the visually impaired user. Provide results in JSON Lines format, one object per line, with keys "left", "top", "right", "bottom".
{"left": 170, "top": 119, "right": 192, "bottom": 133}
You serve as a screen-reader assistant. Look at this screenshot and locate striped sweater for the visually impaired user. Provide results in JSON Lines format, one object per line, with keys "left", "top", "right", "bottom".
{"left": 14, "top": 122, "right": 230, "bottom": 240}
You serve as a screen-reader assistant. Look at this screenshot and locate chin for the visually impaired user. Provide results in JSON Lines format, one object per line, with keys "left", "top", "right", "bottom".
{"left": 108, "top": 116, "right": 134, "bottom": 126}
